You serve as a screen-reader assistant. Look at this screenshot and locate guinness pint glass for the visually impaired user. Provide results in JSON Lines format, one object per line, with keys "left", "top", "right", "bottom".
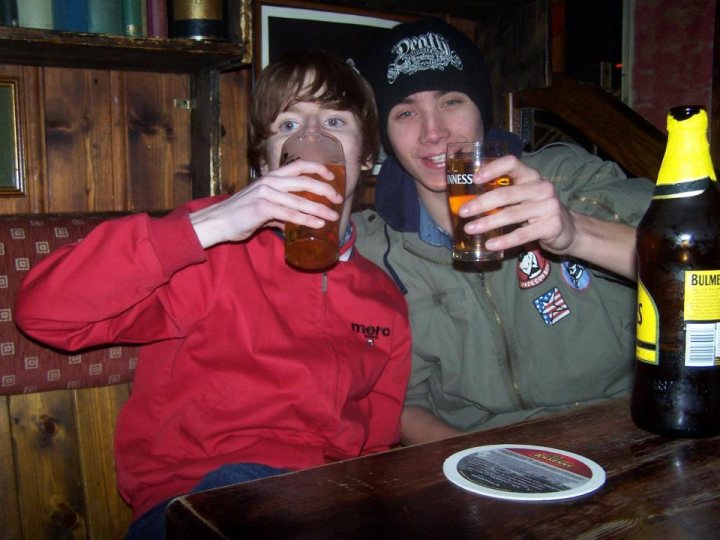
{"left": 445, "top": 140, "right": 510, "bottom": 262}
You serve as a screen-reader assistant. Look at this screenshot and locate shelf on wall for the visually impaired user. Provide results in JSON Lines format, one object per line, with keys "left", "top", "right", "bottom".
{"left": 0, "top": 27, "right": 248, "bottom": 73}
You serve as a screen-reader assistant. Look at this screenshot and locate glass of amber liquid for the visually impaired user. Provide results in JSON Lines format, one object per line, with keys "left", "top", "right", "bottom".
{"left": 280, "top": 132, "right": 346, "bottom": 270}
{"left": 445, "top": 140, "right": 511, "bottom": 262}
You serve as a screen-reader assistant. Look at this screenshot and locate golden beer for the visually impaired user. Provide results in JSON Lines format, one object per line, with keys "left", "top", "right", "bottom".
{"left": 284, "top": 163, "right": 346, "bottom": 270}
{"left": 446, "top": 146, "right": 510, "bottom": 262}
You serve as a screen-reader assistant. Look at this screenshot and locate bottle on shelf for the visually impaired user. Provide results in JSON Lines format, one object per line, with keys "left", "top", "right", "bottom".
{"left": 170, "top": 0, "right": 226, "bottom": 41}
{"left": 632, "top": 105, "right": 720, "bottom": 437}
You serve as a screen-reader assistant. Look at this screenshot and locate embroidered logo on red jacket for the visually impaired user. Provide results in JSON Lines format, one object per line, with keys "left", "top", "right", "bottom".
{"left": 517, "top": 248, "right": 551, "bottom": 289}
{"left": 351, "top": 322, "right": 390, "bottom": 346}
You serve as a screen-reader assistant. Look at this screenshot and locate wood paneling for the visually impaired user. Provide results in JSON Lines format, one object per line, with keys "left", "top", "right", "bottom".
{"left": 10, "top": 391, "right": 87, "bottom": 539}
{"left": 219, "top": 68, "right": 252, "bottom": 194}
{"left": 124, "top": 71, "right": 192, "bottom": 210}
{"left": 75, "top": 385, "right": 132, "bottom": 539}
{"left": 44, "top": 68, "right": 115, "bottom": 212}
{"left": 0, "top": 66, "right": 192, "bottom": 215}
{"left": 1, "top": 386, "right": 132, "bottom": 540}
{"left": 0, "top": 397, "right": 22, "bottom": 540}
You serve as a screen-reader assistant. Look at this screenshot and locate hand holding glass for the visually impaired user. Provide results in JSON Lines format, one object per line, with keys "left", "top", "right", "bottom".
{"left": 446, "top": 140, "right": 511, "bottom": 262}
{"left": 280, "top": 132, "right": 346, "bottom": 270}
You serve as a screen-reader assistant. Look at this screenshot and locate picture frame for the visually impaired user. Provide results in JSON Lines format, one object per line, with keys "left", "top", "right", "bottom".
{"left": 254, "top": 1, "right": 403, "bottom": 73}
{"left": 0, "top": 78, "right": 24, "bottom": 197}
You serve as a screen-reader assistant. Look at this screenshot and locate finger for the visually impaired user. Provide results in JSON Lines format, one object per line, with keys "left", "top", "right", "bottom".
{"left": 249, "top": 183, "right": 340, "bottom": 223}
{"left": 256, "top": 204, "right": 330, "bottom": 231}
{"left": 463, "top": 193, "right": 564, "bottom": 236}
{"left": 475, "top": 155, "right": 541, "bottom": 186}
{"left": 459, "top": 180, "right": 555, "bottom": 219}
{"left": 272, "top": 160, "right": 344, "bottom": 204}
{"left": 466, "top": 202, "right": 566, "bottom": 252}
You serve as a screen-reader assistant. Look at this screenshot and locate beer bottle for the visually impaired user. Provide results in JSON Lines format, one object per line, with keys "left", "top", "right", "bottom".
{"left": 632, "top": 105, "right": 720, "bottom": 437}
{"left": 171, "top": 0, "right": 226, "bottom": 41}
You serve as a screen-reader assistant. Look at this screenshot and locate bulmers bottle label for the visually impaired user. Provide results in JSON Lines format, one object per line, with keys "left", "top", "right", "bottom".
{"left": 684, "top": 270, "right": 720, "bottom": 366}
{"left": 636, "top": 279, "right": 659, "bottom": 364}
{"left": 637, "top": 271, "right": 720, "bottom": 366}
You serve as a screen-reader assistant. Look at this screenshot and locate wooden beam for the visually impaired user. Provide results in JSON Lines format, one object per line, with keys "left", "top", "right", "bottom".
{"left": 513, "top": 74, "right": 666, "bottom": 181}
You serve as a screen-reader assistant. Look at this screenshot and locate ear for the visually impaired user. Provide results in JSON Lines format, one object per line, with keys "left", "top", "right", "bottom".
{"left": 360, "top": 157, "right": 374, "bottom": 172}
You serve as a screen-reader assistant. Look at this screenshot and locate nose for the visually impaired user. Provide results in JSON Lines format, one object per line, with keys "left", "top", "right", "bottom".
{"left": 419, "top": 111, "right": 449, "bottom": 146}
{"left": 303, "top": 116, "right": 321, "bottom": 134}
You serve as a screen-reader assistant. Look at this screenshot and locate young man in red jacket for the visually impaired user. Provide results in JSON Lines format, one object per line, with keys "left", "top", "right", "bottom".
{"left": 16, "top": 50, "right": 411, "bottom": 539}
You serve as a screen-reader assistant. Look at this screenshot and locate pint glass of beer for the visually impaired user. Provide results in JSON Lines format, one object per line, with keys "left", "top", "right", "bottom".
{"left": 280, "top": 131, "right": 346, "bottom": 270}
{"left": 445, "top": 140, "right": 511, "bottom": 262}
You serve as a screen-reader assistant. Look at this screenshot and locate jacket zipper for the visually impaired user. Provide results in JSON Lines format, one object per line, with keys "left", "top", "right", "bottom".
{"left": 477, "top": 272, "right": 530, "bottom": 410}
{"left": 322, "top": 272, "right": 328, "bottom": 293}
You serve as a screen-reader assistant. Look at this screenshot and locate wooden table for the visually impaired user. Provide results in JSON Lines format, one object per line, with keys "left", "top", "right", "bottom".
{"left": 165, "top": 398, "right": 720, "bottom": 539}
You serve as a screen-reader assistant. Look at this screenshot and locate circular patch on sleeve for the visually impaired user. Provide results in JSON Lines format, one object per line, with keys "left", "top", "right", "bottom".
{"left": 561, "top": 260, "right": 591, "bottom": 290}
{"left": 517, "top": 249, "right": 551, "bottom": 289}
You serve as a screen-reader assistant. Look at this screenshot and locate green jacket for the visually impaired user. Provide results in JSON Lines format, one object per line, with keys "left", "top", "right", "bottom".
{"left": 355, "top": 143, "right": 655, "bottom": 431}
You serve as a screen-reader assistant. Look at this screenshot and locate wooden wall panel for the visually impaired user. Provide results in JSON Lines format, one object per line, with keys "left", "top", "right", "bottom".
{"left": 2, "top": 67, "right": 192, "bottom": 216}
{"left": 219, "top": 68, "right": 252, "bottom": 194}
{"left": 2, "top": 388, "right": 132, "bottom": 540}
{"left": 75, "top": 385, "right": 132, "bottom": 539}
{"left": 43, "top": 67, "right": 116, "bottom": 213}
{"left": 109, "top": 72, "right": 130, "bottom": 212}
{"left": 10, "top": 391, "right": 87, "bottom": 539}
{"left": 125, "top": 71, "right": 192, "bottom": 211}
{"left": 0, "top": 396, "right": 22, "bottom": 540}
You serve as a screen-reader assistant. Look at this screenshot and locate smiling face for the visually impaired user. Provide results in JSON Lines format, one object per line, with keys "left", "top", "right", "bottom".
{"left": 387, "top": 90, "right": 484, "bottom": 196}
{"left": 385, "top": 90, "right": 485, "bottom": 231}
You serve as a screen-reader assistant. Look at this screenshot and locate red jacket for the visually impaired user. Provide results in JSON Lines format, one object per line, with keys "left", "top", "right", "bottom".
{"left": 16, "top": 198, "right": 411, "bottom": 518}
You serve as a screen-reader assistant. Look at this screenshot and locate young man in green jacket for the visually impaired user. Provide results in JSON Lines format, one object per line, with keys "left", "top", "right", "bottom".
{"left": 354, "top": 19, "right": 655, "bottom": 444}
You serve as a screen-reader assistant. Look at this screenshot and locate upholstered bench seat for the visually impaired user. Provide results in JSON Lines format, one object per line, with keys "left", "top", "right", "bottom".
{"left": 1, "top": 214, "right": 139, "bottom": 395}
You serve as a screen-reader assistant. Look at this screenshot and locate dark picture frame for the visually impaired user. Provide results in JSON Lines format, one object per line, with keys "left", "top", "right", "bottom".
{"left": 0, "top": 78, "right": 24, "bottom": 197}
{"left": 254, "top": 2, "right": 402, "bottom": 73}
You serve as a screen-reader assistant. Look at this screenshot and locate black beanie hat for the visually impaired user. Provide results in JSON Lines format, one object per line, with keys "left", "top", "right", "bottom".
{"left": 358, "top": 19, "right": 493, "bottom": 154}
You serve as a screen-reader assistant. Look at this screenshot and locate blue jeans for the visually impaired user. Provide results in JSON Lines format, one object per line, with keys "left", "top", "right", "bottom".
{"left": 124, "top": 463, "right": 288, "bottom": 540}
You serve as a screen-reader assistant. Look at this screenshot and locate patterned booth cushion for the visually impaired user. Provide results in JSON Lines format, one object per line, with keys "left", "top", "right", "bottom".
{"left": 0, "top": 214, "right": 138, "bottom": 395}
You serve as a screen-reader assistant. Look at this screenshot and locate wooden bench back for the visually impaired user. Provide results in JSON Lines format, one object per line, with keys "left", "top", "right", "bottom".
{"left": 1, "top": 214, "right": 137, "bottom": 539}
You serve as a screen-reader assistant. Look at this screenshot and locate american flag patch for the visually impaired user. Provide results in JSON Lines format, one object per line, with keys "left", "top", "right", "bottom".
{"left": 533, "top": 287, "right": 570, "bottom": 326}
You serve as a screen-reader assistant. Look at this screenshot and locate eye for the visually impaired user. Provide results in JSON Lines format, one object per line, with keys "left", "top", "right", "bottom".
{"left": 392, "top": 109, "right": 414, "bottom": 121}
{"left": 324, "top": 116, "right": 347, "bottom": 129}
{"left": 442, "top": 97, "right": 463, "bottom": 108}
{"left": 277, "top": 119, "right": 300, "bottom": 133}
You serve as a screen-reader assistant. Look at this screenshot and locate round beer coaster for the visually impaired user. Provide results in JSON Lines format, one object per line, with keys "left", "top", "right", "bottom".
{"left": 443, "top": 444, "right": 605, "bottom": 501}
